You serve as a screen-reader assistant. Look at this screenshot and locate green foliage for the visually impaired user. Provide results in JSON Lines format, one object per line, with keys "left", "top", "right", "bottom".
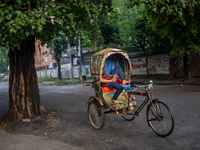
{"left": 47, "top": 83, "right": 54, "bottom": 85}
{"left": 0, "top": 47, "right": 9, "bottom": 73}
{"left": 51, "top": 33, "right": 68, "bottom": 62}
{"left": 98, "top": 6, "right": 122, "bottom": 47}
{"left": 83, "top": 0, "right": 139, "bottom": 49}
{"left": 111, "top": 0, "right": 139, "bottom": 47}
{"left": 127, "top": 0, "right": 200, "bottom": 57}
{"left": 0, "top": 0, "right": 112, "bottom": 50}
{"left": 134, "top": 16, "right": 172, "bottom": 55}
{"left": 54, "top": 80, "right": 66, "bottom": 86}
{"left": 38, "top": 77, "right": 56, "bottom": 83}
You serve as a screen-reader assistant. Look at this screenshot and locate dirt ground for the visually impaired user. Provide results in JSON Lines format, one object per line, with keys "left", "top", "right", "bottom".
{"left": 0, "top": 82, "right": 200, "bottom": 150}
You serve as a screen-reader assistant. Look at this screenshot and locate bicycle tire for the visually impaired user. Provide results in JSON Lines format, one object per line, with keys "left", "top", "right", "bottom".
{"left": 147, "top": 101, "right": 175, "bottom": 137}
{"left": 87, "top": 99, "right": 105, "bottom": 130}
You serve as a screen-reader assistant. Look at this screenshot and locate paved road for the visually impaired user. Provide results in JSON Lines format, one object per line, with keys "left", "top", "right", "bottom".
{"left": 0, "top": 82, "right": 200, "bottom": 150}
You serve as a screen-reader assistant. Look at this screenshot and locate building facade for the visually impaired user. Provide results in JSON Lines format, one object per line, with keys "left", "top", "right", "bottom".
{"left": 34, "top": 40, "right": 57, "bottom": 70}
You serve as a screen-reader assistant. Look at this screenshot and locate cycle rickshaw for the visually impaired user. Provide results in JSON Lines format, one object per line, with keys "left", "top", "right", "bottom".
{"left": 87, "top": 48, "right": 174, "bottom": 137}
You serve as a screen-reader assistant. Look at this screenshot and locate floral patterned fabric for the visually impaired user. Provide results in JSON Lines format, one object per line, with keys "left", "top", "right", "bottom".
{"left": 103, "top": 90, "right": 129, "bottom": 110}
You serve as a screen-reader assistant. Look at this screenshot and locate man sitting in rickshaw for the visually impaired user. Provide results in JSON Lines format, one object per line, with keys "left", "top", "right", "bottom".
{"left": 100, "top": 65, "right": 131, "bottom": 107}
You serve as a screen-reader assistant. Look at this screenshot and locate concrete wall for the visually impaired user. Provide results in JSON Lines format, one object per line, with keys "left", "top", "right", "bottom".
{"left": 130, "top": 56, "right": 147, "bottom": 75}
{"left": 73, "top": 65, "right": 90, "bottom": 78}
{"left": 37, "top": 53, "right": 171, "bottom": 78}
{"left": 37, "top": 63, "right": 72, "bottom": 79}
{"left": 148, "top": 54, "right": 170, "bottom": 75}
{"left": 37, "top": 69, "right": 58, "bottom": 78}
{"left": 61, "top": 63, "right": 71, "bottom": 79}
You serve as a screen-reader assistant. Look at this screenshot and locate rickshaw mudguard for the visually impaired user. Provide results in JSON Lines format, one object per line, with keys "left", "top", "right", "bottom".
{"left": 86, "top": 93, "right": 115, "bottom": 111}
{"left": 86, "top": 96, "right": 103, "bottom": 105}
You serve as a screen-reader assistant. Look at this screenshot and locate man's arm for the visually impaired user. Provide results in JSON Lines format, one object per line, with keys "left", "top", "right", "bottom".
{"left": 100, "top": 74, "right": 118, "bottom": 83}
{"left": 100, "top": 78, "right": 114, "bottom": 83}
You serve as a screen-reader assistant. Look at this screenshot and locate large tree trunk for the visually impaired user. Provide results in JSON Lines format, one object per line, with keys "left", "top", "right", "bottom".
{"left": 1, "top": 36, "right": 46, "bottom": 125}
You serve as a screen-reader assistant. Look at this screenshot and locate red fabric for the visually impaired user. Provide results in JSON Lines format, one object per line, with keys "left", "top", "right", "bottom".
{"left": 116, "top": 76, "right": 122, "bottom": 84}
{"left": 100, "top": 86, "right": 117, "bottom": 92}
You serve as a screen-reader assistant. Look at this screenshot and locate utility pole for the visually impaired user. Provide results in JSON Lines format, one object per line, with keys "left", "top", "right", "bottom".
{"left": 43, "top": 56, "right": 47, "bottom": 78}
{"left": 67, "top": 38, "right": 74, "bottom": 83}
{"left": 78, "top": 33, "right": 82, "bottom": 83}
{"left": 45, "top": 63, "right": 47, "bottom": 78}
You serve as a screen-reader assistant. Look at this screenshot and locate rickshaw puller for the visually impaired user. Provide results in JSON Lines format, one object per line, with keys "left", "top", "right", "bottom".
{"left": 100, "top": 66, "right": 131, "bottom": 105}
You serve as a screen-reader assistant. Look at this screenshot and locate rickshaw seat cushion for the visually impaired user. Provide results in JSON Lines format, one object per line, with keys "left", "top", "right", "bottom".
{"left": 100, "top": 86, "right": 117, "bottom": 92}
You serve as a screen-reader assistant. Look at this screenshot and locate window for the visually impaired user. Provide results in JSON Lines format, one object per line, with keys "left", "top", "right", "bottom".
{"left": 43, "top": 51, "right": 47, "bottom": 55}
{"left": 39, "top": 48, "right": 41, "bottom": 55}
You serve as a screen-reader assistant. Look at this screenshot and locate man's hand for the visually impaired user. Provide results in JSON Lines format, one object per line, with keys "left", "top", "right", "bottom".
{"left": 111, "top": 74, "right": 118, "bottom": 82}
{"left": 111, "top": 77, "right": 117, "bottom": 82}
{"left": 113, "top": 73, "right": 118, "bottom": 79}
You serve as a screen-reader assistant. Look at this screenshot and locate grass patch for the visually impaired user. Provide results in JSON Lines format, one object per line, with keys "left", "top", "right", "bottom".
{"left": 54, "top": 80, "right": 63, "bottom": 83}
{"left": 54, "top": 80, "right": 66, "bottom": 86}
{"left": 48, "top": 83, "right": 54, "bottom": 85}
{"left": 84, "top": 83, "right": 91, "bottom": 86}
{"left": 73, "top": 78, "right": 79, "bottom": 80}
{"left": 38, "top": 77, "right": 56, "bottom": 83}
{"left": 42, "top": 83, "right": 46, "bottom": 85}
{"left": 68, "top": 82, "right": 80, "bottom": 85}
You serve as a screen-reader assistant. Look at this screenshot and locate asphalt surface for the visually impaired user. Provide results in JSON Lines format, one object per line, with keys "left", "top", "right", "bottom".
{"left": 0, "top": 82, "right": 200, "bottom": 150}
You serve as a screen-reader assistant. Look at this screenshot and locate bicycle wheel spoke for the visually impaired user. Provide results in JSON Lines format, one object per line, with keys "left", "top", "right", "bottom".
{"left": 149, "top": 117, "right": 158, "bottom": 121}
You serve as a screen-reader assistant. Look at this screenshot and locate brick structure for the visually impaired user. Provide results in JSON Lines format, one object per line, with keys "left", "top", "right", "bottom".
{"left": 34, "top": 40, "right": 57, "bottom": 70}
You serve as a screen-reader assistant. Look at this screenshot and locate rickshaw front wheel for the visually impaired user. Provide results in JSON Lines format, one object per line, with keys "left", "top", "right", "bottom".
{"left": 87, "top": 99, "right": 105, "bottom": 130}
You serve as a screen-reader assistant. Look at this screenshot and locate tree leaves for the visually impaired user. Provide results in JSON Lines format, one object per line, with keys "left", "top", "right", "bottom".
{"left": 0, "top": 0, "right": 112, "bottom": 50}
{"left": 127, "top": 0, "right": 200, "bottom": 56}
{"left": 0, "top": 17, "right": 4, "bottom": 23}
{"left": 0, "top": 47, "right": 9, "bottom": 73}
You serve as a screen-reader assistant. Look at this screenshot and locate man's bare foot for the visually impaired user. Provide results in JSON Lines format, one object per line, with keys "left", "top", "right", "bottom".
{"left": 122, "top": 80, "right": 131, "bottom": 84}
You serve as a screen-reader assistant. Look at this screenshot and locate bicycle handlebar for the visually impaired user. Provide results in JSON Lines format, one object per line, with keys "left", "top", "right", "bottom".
{"left": 133, "top": 84, "right": 153, "bottom": 88}
{"left": 133, "top": 80, "right": 153, "bottom": 88}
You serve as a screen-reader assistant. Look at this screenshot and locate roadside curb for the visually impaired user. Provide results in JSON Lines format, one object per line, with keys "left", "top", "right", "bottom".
{"left": 19, "top": 79, "right": 200, "bottom": 86}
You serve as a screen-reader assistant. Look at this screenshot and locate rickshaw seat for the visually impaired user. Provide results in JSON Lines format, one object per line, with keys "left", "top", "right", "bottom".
{"left": 100, "top": 86, "right": 117, "bottom": 92}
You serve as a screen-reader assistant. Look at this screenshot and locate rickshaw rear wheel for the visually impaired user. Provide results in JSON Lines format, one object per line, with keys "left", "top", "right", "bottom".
{"left": 88, "top": 99, "right": 105, "bottom": 130}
